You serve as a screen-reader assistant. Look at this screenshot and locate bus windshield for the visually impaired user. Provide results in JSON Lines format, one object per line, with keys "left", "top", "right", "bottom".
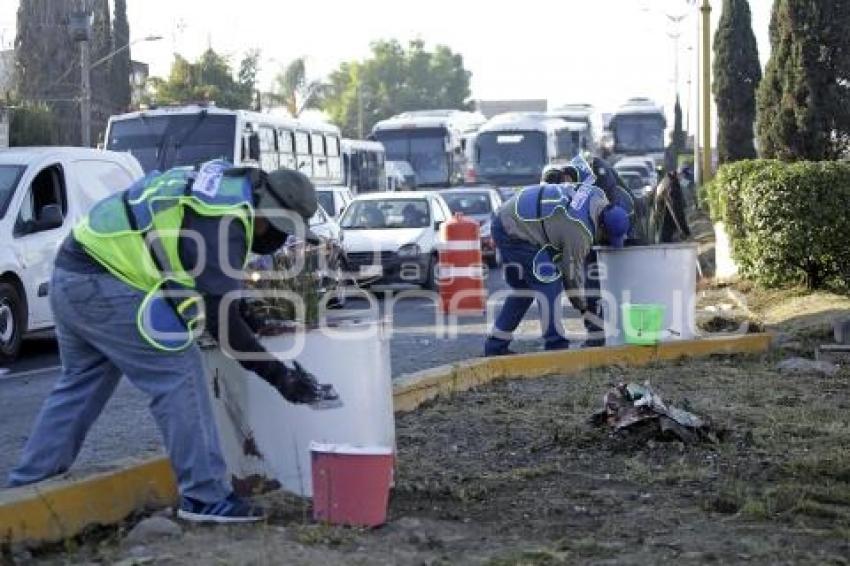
{"left": 613, "top": 115, "right": 665, "bottom": 153}
{"left": 106, "top": 113, "right": 237, "bottom": 173}
{"left": 475, "top": 131, "right": 546, "bottom": 186}
{"left": 373, "top": 128, "right": 449, "bottom": 187}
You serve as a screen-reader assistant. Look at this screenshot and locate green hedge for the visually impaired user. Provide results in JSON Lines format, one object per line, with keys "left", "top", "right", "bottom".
{"left": 707, "top": 160, "right": 850, "bottom": 289}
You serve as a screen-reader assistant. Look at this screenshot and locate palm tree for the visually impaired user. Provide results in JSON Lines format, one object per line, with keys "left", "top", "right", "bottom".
{"left": 272, "top": 58, "right": 325, "bottom": 117}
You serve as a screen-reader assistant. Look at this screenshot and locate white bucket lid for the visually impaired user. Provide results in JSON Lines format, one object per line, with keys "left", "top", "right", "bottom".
{"left": 309, "top": 442, "right": 394, "bottom": 456}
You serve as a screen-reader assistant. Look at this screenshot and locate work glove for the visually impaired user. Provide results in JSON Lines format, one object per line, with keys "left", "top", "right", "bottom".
{"left": 270, "top": 361, "right": 340, "bottom": 407}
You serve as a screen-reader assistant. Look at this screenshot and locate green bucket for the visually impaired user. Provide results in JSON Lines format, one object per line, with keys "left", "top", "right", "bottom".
{"left": 621, "top": 303, "right": 666, "bottom": 345}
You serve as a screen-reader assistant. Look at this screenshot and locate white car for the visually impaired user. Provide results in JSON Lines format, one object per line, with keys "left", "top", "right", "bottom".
{"left": 339, "top": 192, "right": 452, "bottom": 289}
{"left": 615, "top": 158, "right": 658, "bottom": 189}
{"left": 315, "top": 185, "right": 354, "bottom": 221}
{"left": 438, "top": 187, "right": 503, "bottom": 266}
{"left": 0, "top": 147, "right": 144, "bottom": 361}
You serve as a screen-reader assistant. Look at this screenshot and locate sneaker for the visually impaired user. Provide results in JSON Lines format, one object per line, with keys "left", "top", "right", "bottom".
{"left": 177, "top": 493, "right": 266, "bottom": 524}
{"left": 484, "top": 336, "right": 515, "bottom": 357}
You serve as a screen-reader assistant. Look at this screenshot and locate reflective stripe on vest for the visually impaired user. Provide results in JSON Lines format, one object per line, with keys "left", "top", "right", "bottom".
{"left": 514, "top": 184, "right": 573, "bottom": 222}
{"left": 73, "top": 160, "right": 255, "bottom": 351}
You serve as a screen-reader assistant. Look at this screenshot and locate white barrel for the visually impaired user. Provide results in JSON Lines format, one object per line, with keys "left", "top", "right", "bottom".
{"left": 595, "top": 244, "right": 698, "bottom": 346}
{"left": 202, "top": 315, "right": 394, "bottom": 497}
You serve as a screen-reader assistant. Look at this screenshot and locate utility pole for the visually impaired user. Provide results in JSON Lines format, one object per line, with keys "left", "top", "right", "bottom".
{"left": 70, "top": 6, "right": 93, "bottom": 147}
{"left": 80, "top": 38, "right": 92, "bottom": 147}
{"left": 700, "top": 0, "right": 712, "bottom": 182}
{"left": 357, "top": 83, "right": 364, "bottom": 139}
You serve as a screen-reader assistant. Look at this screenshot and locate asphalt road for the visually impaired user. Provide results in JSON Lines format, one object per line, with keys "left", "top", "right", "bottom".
{"left": 0, "top": 271, "right": 587, "bottom": 483}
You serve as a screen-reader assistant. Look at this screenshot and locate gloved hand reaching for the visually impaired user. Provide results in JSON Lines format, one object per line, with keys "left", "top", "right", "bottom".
{"left": 269, "top": 361, "right": 341, "bottom": 407}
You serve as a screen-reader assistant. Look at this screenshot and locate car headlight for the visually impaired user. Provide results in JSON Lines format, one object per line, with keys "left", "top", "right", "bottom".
{"left": 479, "top": 221, "right": 492, "bottom": 238}
{"left": 397, "top": 243, "right": 421, "bottom": 258}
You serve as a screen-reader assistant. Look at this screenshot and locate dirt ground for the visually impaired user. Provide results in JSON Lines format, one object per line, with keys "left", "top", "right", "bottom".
{"left": 23, "top": 348, "right": 850, "bottom": 565}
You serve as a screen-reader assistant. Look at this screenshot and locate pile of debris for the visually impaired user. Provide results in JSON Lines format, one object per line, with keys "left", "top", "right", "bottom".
{"left": 590, "top": 382, "right": 719, "bottom": 444}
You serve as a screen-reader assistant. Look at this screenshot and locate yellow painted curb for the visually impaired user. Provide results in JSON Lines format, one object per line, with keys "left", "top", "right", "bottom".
{"left": 393, "top": 333, "right": 772, "bottom": 413}
{"left": 1, "top": 333, "right": 770, "bottom": 546}
{"left": 0, "top": 458, "right": 176, "bottom": 545}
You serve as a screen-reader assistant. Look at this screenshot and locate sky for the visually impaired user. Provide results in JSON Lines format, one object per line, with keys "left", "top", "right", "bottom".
{"left": 0, "top": 0, "right": 774, "bottom": 131}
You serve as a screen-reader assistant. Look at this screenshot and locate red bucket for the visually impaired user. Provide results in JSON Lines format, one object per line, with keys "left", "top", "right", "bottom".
{"left": 310, "top": 443, "right": 394, "bottom": 527}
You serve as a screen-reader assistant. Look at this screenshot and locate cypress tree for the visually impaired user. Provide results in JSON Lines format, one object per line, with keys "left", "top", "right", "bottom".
{"left": 112, "top": 0, "right": 132, "bottom": 111}
{"left": 15, "top": 0, "right": 80, "bottom": 144}
{"left": 756, "top": 0, "right": 850, "bottom": 160}
{"left": 713, "top": 0, "right": 761, "bottom": 163}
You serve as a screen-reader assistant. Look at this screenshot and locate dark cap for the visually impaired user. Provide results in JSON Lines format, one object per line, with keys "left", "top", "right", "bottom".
{"left": 255, "top": 168, "right": 320, "bottom": 244}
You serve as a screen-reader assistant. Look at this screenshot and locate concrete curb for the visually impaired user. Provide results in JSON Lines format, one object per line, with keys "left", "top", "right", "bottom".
{"left": 1, "top": 334, "right": 770, "bottom": 546}
{"left": 0, "top": 458, "right": 176, "bottom": 546}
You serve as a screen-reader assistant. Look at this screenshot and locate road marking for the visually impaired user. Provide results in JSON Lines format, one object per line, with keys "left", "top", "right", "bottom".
{"left": 0, "top": 365, "right": 62, "bottom": 381}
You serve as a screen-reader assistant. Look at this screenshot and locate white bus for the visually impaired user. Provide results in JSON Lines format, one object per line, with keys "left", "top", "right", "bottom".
{"left": 607, "top": 98, "right": 667, "bottom": 167}
{"left": 547, "top": 103, "right": 602, "bottom": 154}
{"left": 104, "top": 105, "right": 343, "bottom": 185}
{"left": 471, "top": 112, "right": 584, "bottom": 188}
{"left": 371, "top": 109, "right": 486, "bottom": 188}
{"left": 341, "top": 139, "right": 386, "bottom": 193}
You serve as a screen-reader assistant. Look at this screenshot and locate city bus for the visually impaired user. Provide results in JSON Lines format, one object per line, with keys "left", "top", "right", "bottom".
{"left": 547, "top": 103, "right": 602, "bottom": 154}
{"left": 471, "top": 112, "right": 584, "bottom": 188}
{"left": 341, "top": 139, "right": 387, "bottom": 193}
{"left": 104, "top": 105, "right": 344, "bottom": 185}
{"left": 607, "top": 98, "right": 667, "bottom": 167}
{"left": 370, "top": 109, "right": 486, "bottom": 188}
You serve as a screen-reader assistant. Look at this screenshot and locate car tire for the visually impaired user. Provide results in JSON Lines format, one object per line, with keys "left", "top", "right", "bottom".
{"left": 0, "top": 282, "right": 25, "bottom": 364}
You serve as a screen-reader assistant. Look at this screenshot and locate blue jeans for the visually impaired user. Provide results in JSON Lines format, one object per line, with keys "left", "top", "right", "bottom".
{"left": 485, "top": 218, "right": 569, "bottom": 355}
{"left": 8, "top": 268, "right": 230, "bottom": 504}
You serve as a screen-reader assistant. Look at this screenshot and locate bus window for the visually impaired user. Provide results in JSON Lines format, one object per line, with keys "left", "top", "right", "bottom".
{"left": 295, "top": 131, "right": 312, "bottom": 176}
{"left": 278, "top": 129, "right": 295, "bottom": 170}
{"left": 259, "top": 125, "right": 278, "bottom": 171}
{"left": 325, "top": 135, "right": 341, "bottom": 182}
{"left": 312, "top": 133, "right": 328, "bottom": 179}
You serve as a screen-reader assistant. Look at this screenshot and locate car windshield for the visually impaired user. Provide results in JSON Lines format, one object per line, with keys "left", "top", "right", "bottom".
{"left": 0, "top": 165, "right": 25, "bottom": 219}
{"left": 442, "top": 192, "right": 493, "bottom": 216}
{"left": 617, "top": 165, "right": 650, "bottom": 180}
{"left": 620, "top": 174, "right": 646, "bottom": 192}
{"left": 341, "top": 199, "right": 430, "bottom": 229}
{"left": 475, "top": 131, "right": 546, "bottom": 186}
{"left": 374, "top": 128, "right": 448, "bottom": 186}
{"left": 613, "top": 115, "right": 665, "bottom": 153}
{"left": 316, "top": 191, "right": 334, "bottom": 216}
{"left": 106, "top": 113, "right": 237, "bottom": 173}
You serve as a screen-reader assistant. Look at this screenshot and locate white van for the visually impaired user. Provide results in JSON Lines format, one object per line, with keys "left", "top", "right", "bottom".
{"left": 0, "top": 147, "right": 144, "bottom": 362}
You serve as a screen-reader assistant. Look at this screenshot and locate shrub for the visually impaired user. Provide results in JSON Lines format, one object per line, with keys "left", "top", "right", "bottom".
{"left": 8, "top": 103, "right": 58, "bottom": 146}
{"left": 707, "top": 160, "right": 850, "bottom": 289}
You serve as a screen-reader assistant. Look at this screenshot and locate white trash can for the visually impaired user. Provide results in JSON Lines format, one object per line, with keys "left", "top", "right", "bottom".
{"left": 201, "top": 315, "right": 394, "bottom": 497}
{"left": 595, "top": 244, "right": 698, "bottom": 346}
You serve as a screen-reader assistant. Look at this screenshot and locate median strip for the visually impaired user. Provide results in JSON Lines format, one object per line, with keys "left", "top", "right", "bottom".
{"left": 0, "top": 333, "right": 771, "bottom": 546}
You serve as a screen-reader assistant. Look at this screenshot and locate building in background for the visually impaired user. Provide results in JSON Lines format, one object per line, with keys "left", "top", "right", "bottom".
{"left": 474, "top": 99, "right": 547, "bottom": 119}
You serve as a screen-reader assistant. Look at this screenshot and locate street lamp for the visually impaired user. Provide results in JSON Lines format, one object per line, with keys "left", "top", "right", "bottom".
{"left": 71, "top": 12, "right": 162, "bottom": 147}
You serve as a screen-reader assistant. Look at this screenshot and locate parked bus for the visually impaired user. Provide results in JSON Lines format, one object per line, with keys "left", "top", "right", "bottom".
{"left": 371, "top": 109, "right": 486, "bottom": 188}
{"left": 104, "top": 105, "right": 343, "bottom": 185}
{"left": 607, "top": 98, "right": 667, "bottom": 167}
{"left": 547, "top": 103, "right": 602, "bottom": 154}
{"left": 341, "top": 139, "right": 387, "bottom": 193}
{"left": 471, "top": 112, "right": 584, "bottom": 188}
